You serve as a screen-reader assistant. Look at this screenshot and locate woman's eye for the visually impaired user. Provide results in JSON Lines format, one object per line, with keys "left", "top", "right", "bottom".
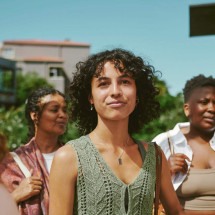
{"left": 98, "top": 82, "right": 108, "bottom": 87}
{"left": 199, "top": 100, "right": 208, "bottom": 105}
{"left": 122, "top": 79, "right": 130, "bottom": 85}
{"left": 50, "top": 108, "right": 58, "bottom": 112}
{"left": 63, "top": 108, "right": 68, "bottom": 113}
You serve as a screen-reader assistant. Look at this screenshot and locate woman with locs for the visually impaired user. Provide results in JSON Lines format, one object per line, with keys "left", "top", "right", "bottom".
{"left": 0, "top": 87, "right": 68, "bottom": 215}
{"left": 49, "top": 48, "right": 186, "bottom": 215}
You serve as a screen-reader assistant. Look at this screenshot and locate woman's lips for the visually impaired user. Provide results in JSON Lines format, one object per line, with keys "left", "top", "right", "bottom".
{"left": 203, "top": 116, "right": 215, "bottom": 124}
{"left": 107, "top": 101, "right": 125, "bottom": 108}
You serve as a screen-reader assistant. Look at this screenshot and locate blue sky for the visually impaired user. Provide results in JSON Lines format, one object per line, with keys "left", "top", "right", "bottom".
{"left": 0, "top": 0, "right": 214, "bottom": 95}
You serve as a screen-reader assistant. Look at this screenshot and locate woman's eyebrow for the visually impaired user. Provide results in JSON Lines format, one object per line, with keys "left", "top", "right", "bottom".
{"left": 95, "top": 73, "right": 131, "bottom": 82}
{"left": 96, "top": 76, "right": 109, "bottom": 82}
{"left": 120, "top": 74, "right": 130, "bottom": 78}
{"left": 46, "top": 101, "right": 62, "bottom": 107}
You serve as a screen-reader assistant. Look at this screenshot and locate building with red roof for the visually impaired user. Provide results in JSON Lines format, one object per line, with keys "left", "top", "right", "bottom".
{"left": 0, "top": 39, "right": 90, "bottom": 102}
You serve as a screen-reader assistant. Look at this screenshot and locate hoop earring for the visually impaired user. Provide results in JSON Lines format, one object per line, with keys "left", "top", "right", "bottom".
{"left": 90, "top": 104, "right": 94, "bottom": 111}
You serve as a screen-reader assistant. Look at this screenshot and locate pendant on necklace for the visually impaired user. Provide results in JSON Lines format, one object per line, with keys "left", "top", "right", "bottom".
{"left": 118, "top": 158, "right": 122, "bottom": 165}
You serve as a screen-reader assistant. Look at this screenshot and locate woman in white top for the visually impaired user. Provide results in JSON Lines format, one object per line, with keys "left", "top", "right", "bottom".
{"left": 153, "top": 74, "right": 215, "bottom": 215}
{"left": 0, "top": 87, "right": 68, "bottom": 215}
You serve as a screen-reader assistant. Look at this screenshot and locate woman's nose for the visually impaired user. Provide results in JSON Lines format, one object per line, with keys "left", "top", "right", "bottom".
{"left": 208, "top": 101, "right": 215, "bottom": 113}
{"left": 110, "top": 83, "right": 122, "bottom": 97}
{"left": 59, "top": 109, "right": 68, "bottom": 118}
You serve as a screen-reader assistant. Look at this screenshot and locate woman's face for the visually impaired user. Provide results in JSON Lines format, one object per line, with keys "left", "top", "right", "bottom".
{"left": 36, "top": 94, "right": 68, "bottom": 136}
{"left": 89, "top": 61, "right": 137, "bottom": 122}
{"left": 184, "top": 86, "right": 215, "bottom": 132}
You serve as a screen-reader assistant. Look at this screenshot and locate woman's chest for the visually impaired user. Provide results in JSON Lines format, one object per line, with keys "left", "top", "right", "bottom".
{"left": 190, "top": 144, "right": 215, "bottom": 168}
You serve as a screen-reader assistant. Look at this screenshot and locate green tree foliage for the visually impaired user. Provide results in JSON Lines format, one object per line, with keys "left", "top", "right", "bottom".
{"left": 61, "top": 121, "right": 80, "bottom": 143}
{"left": 16, "top": 72, "right": 53, "bottom": 106}
{"left": 0, "top": 105, "right": 27, "bottom": 150}
{"left": 134, "top": 79, "right": 187, "bottom": 141}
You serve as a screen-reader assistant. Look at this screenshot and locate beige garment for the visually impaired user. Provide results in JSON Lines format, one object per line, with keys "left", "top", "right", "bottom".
{"left": 0, "top": 184, "right": 19, "bottom": 215}
{"left": 177, "top": 168, "right": 215, "bottom": 210}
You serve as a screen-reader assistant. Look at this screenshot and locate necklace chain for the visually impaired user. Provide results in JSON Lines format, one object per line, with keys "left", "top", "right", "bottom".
{"left": 118, "top": 137, "right": 129, "bottom": 165}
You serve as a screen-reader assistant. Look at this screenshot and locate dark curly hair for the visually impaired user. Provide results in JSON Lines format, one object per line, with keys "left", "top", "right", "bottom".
{"left": 25, "top": 87, "right": 66, "bottom": 140}
{"left": 183, "top": 74, "right": 215, "bottom": 102}
{"left": 69, "top": 48, "right": 160, "bottom": 135}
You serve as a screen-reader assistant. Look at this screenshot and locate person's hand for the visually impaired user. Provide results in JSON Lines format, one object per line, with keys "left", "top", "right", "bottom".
{"left": 12, "top": 171, "right": 42, "bottom": 203}
{"left": 168, "top": 153, "right": 190, "bottom": 175}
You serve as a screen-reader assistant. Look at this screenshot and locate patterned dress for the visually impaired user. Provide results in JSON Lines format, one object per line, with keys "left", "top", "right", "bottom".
{"left": 0, "top": 138, "right": 50, "bottom": 215}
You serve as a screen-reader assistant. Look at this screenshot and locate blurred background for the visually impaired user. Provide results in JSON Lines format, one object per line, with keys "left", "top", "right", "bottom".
{"left": 0, "top": 0, "right": 214, "bottom": 149}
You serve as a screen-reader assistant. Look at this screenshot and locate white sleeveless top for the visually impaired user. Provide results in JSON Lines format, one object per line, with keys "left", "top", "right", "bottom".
{"left": 42, "top": 151, "right": 56, "bottom": 173}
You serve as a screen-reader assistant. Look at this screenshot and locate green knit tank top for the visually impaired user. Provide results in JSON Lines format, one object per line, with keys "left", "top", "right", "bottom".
{"left": 67, "top": 135, "right": 156, "bottom": 215}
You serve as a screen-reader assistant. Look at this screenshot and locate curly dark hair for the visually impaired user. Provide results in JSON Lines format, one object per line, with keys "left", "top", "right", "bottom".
{"left": 25, "top": 87, "right": 66, "bottom": 140}
{"left": 69, "top": 48, "right": 160, "bottom": 135}
{"left": 183, "top": 74, "right": 215, "bottom": 102}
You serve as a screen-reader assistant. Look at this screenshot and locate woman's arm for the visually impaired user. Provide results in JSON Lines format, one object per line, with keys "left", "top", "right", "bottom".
{"left": 49, "top": 144, "right": 78, "bottom": 215}
{"left": 159, "top": 151, "right": 186, "bottom": 215}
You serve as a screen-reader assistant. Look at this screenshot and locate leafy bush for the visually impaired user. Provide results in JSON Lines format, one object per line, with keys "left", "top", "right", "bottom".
{"left": 0, "top": 105, "right": 27, "bottom": 150}
{"left": 134, "top": 93, "right": 187, "bottom": 141}
{"left": 15, "top": 72, "right": 53, "bottom": 106}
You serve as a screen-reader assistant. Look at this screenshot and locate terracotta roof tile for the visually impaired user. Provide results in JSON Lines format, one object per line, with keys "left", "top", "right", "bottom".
{"left": 4, "top": 39, "right": 90, "bottom": 47}
{"left": 23, "top": 56, "right": 64, "bottom": 63}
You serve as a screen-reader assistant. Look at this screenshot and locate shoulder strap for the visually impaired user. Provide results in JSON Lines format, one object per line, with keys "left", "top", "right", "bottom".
{"left": 167, "top": 131, "right": 174, "bottom": 155}
{"left": 154, "top": 143, "right": 162, "bottom": 215}
{"left": 136, "top": 140, "right": 146, "bottom": 161}
{"left": 10, "top": 152, "right": 31, "bottom": 178}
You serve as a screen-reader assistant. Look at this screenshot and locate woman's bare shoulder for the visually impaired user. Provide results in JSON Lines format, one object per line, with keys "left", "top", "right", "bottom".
{"left": 54, "top": 144, "right": 77, "bottom": 163}
{"left": 51, "top": 143, "right": 78, "bottom": 179}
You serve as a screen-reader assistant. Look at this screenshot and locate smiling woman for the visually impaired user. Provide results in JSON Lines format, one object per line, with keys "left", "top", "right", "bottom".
{"left": 49, "top": 48, "right": 186, "bottom": 215}
{"left": 0, "top": 87, "right": 68, "bottom": 215}
{"left": 153, "top": 74, "right": 215, "bottom": 215}
{"left": 89, "top": 62, "right": 137, "bottom": 121}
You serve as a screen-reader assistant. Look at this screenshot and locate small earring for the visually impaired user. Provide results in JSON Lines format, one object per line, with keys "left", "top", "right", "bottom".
{"left": 136, "top": 98, "right": 139, "bottom": 104}
{"left": 90, "top": 104, "right": 94, "bottom": 111}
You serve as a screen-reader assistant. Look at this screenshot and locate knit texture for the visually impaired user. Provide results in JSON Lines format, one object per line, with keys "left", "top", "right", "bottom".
{"left": 67, "top": 135, "right": 156, "bottom": 215}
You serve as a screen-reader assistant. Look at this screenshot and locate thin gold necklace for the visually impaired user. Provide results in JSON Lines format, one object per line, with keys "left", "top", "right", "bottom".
{"left": 118, "top": 137, "right": 129, "bottom": 165}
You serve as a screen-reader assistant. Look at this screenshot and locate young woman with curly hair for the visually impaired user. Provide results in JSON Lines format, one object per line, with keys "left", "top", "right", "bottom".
{"left": 49, "top": 48, "right": 185, "bottom": 215}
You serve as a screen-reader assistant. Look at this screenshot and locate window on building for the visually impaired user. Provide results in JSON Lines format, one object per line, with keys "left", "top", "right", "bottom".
{"left": 2, "top": 48, "right": 15, "bottom": 59}
{"left": 49, "top": 67, "right": 63, "bottom": 77}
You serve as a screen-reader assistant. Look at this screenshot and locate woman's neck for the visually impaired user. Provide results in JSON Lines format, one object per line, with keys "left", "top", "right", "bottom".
{"left": 34, "top": 134, "right": 60, "bottom": 153}
{"left": 90, "top": 123, "right": 130, "bottom": 148}
{"left": 184, "top": 125, "right": 214, "bottom": 143}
